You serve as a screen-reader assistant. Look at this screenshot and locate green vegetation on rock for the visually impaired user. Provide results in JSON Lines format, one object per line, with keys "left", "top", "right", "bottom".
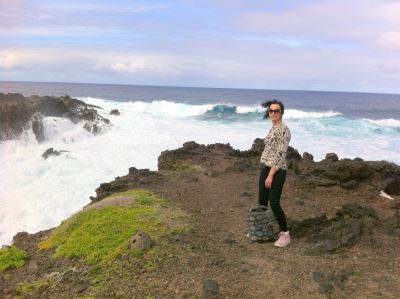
{"left": 16, "top": 279, "right": 48, "bottom": 296}
{"left": 0, "top": 246, "right": 27, "bottom": 272}
{"left": 38, "top": 189, "right": 190, "bottom": 265}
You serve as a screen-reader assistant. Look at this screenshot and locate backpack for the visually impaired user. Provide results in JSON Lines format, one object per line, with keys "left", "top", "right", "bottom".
{"left": 247, "top": 205, "right": 276, "bottom": 243}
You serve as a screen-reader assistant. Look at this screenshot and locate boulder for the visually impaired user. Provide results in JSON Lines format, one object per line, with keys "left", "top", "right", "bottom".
{"left": 110, "top": 109, "right": 120, "bottom": 115}
{"left": 302, "top": 152, "right": 314, "bottom": 162}
{"left": 384, "top": 176, "right": 400, "bottom": 195}
{"left": 303, "top": 203, "right": 379, "bottom": 255}
{"left": 325, "top": 153, "right": 339, "bottom": 162}
{"left": 129, "top": 231, "right": 154, "bottom": 251}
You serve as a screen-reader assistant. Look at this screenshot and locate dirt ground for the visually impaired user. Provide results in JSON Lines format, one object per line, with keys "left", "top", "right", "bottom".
{"left": 1, "top": 148, "right": 400, "bottom": 299}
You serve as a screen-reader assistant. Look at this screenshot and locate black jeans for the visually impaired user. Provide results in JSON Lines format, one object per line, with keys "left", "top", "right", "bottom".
{"left": 258, "top": 165, "right": 288, "bottom": 232}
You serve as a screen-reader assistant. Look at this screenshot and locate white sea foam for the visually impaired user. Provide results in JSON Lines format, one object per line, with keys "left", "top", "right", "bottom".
{"left": 0, "top": 97, "right": 399, "bottom": 245}
{"left": 363, "top": 118, "right": 400, "bottom": 128}
{"left": 284, "top": 109, "right": 342, "bottom": 119}
{"left": 236, "top": 105, "right": 263, "bottom": 114}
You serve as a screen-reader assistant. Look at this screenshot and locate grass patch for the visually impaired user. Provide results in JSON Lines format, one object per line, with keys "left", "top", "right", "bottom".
{"left": 16, "top": 279, "right": 48, "bottom": 296}
{"left": 0, "top": 246, "right": 27, "bottom": 272}
{"left": 38, "top": 189, "right": 190, "bottom": 265}
{"left": 39, "top": 206, "right": 164, "bottom": 264}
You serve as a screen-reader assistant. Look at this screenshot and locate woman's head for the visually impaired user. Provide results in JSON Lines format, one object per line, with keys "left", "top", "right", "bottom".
{"left": 261, "top": 99, "right": 285, "bottom": 120}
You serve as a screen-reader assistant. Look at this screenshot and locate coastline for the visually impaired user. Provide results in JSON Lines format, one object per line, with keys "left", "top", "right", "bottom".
{"left": 1, "top": 137, "right": 400, "bottom": 298}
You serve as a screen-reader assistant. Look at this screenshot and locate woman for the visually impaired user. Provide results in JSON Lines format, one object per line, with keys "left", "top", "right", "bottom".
{"left": 259, "top": 99, "right": 291, "bottom": 247}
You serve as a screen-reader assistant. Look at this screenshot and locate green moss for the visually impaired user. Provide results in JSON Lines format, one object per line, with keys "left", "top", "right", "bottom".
{"left": 16, "top": 280, "right": 48, "bottom": 295}
{"left": 0, "top": 246, "right": 27, "bottom": 272}
{"left": 39, "top": 206, "right": 164, "bottom": 264}
{"left": 38, "top": 189, "right": 190, "bottom": 265}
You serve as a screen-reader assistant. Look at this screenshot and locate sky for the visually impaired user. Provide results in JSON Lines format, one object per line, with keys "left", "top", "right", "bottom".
{"left": 0, "top": 0, "right": 400, "bottom": 93}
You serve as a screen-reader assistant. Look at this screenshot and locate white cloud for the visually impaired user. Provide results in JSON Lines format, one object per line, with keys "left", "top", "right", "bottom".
{"left": 41, "top": 2, "right": 166, "bottom": 14}
{"left": 236, "top": 1, "right": 400, "bottom": 47}
{"left": 0, "top": 53, "right": 15, "bottom": 69}
{"left": 375, "top": 31, "right": 400, "bottom": 51}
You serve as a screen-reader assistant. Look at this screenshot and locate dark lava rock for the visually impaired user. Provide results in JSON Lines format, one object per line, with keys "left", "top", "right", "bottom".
{"left": 249, "top": 138, "right": 264, "bottom": 155}
{"left": 384, "top": 176, "right": 400, "bottom": 195}
{"left": 287, "top": 146, "right": 302, "bottom": 161}
{"left": 41, "top": 148, "right": 69, "bottom": 159}
{"left": 0, "top": 93, "right": 111, "bottom": 142}
{"left": 325, "top": 153, "right": 339, "bottom": 162}
{"left": 303, "top": 203, "right": 379, "bottom": 255}
{"left": 158, "top": 141, "right": 209, "bottom": 171}
{"left": 91, "top": 167, "right": 162, "bottom": 202}
{"left": 295, "top": 155, "right": 400, "bottom": 192}
{"left": 290, "top": 214, "right": 330, "bottom": 238}
{"left": 31, "top": 112, "right": 45, "bottom": 142}
{"left": 340, "top": 180, "right": 358, "bottom": 189}
{"left": 110, "top": 109, "right": 120, "bottom": 115}
{"left": 0, "top": 93, "right": 33, "bottom": 140}
{"left": 302, "top": 152, "right": 314, "bottom": 162}
{"left": 201, "top": 279, "right": 220, "bottom": 299}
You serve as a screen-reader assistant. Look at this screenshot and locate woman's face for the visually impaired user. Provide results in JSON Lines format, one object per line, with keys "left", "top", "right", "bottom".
{"left": 268, "top": 103, "right": 282, "bottom": 122}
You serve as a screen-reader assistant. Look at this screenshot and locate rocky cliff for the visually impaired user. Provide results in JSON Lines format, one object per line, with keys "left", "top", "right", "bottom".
{"left": 0, "top": 93, "right": 111, "bottom": 142}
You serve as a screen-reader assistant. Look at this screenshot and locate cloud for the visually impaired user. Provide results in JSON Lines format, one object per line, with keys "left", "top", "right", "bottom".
{"left": 41, "top": 1, "right": 166, "bottom": 14}
{"left": 236, "top": 1, "right": 400, "bottom": 47}
{"left": 0, "top": 1, "right": 399, "bottom": 92}
{"left": 0, "top": 53, "right": 15, "bottom": 69}
{"left": 375, "top": 31, "right": 400, "bottom": 51}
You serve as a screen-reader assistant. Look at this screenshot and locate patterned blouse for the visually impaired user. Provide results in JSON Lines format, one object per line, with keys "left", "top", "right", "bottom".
{"left": 260, "top": 122, "right": 291, "bottom": 170}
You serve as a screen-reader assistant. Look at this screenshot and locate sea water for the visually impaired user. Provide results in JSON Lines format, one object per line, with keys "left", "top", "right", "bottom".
{"left": 0, "top": 81, "right": 399, "bottom": 245}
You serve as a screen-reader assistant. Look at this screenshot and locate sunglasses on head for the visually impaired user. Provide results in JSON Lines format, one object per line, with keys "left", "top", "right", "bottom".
{"left": 268, "top": 109, "right": 281, "bottom": 114}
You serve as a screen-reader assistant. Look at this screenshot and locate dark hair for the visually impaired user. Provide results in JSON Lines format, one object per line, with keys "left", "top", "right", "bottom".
{"left": 261, "top": 99, "right": 285, "bottom": 119}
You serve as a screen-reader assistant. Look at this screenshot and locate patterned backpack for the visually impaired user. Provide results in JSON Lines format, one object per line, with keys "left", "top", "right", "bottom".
{"left": 247, "top": 205, "right": 276, "bottom": 243}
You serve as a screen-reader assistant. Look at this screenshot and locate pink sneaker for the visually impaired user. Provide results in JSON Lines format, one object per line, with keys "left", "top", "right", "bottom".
{"left": 274, "top": 231, "right": 291, "bottom": 247}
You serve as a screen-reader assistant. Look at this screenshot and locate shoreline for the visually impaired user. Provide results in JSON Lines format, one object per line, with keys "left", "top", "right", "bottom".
{"left": 1, "top": 138, "right": 399, "bottom": 297}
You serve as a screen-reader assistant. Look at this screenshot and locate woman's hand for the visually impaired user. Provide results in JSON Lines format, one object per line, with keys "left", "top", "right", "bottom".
{"left": 265, "top": 175, "right": 273, "bottom": 189}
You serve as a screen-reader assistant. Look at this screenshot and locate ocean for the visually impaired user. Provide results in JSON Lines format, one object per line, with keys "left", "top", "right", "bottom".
{"left": 1, "top": 81, "right": 399, "bottom": 246}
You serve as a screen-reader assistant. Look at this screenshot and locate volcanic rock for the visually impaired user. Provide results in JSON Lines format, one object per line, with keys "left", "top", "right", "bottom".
{"left": 110, "top": 109, "right": 120, "bottom": 115}
{"left": 129, "top": 231, "right": 154, "bottom": 251}
{"left": 0, "top": 93, "right": 111, "bottom": 142}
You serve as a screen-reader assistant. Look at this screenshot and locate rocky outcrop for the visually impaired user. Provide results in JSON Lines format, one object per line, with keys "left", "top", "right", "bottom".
{"left": 110, "top": 109, "right": 120, "bottom": 116}
{"left": 41, "top": 148, "right": 69, "bottom": 159}
{"left": 291, "top": 203, "right": 380, "bottom": 255}
{"left": 294, "top": 154, "right": 400, "bottom": 194}
{"left": 0, "top": 93, "right": 111, "bottom": 142}
{"left": 90, "top": 167, "right": 163, "bottom": 203}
